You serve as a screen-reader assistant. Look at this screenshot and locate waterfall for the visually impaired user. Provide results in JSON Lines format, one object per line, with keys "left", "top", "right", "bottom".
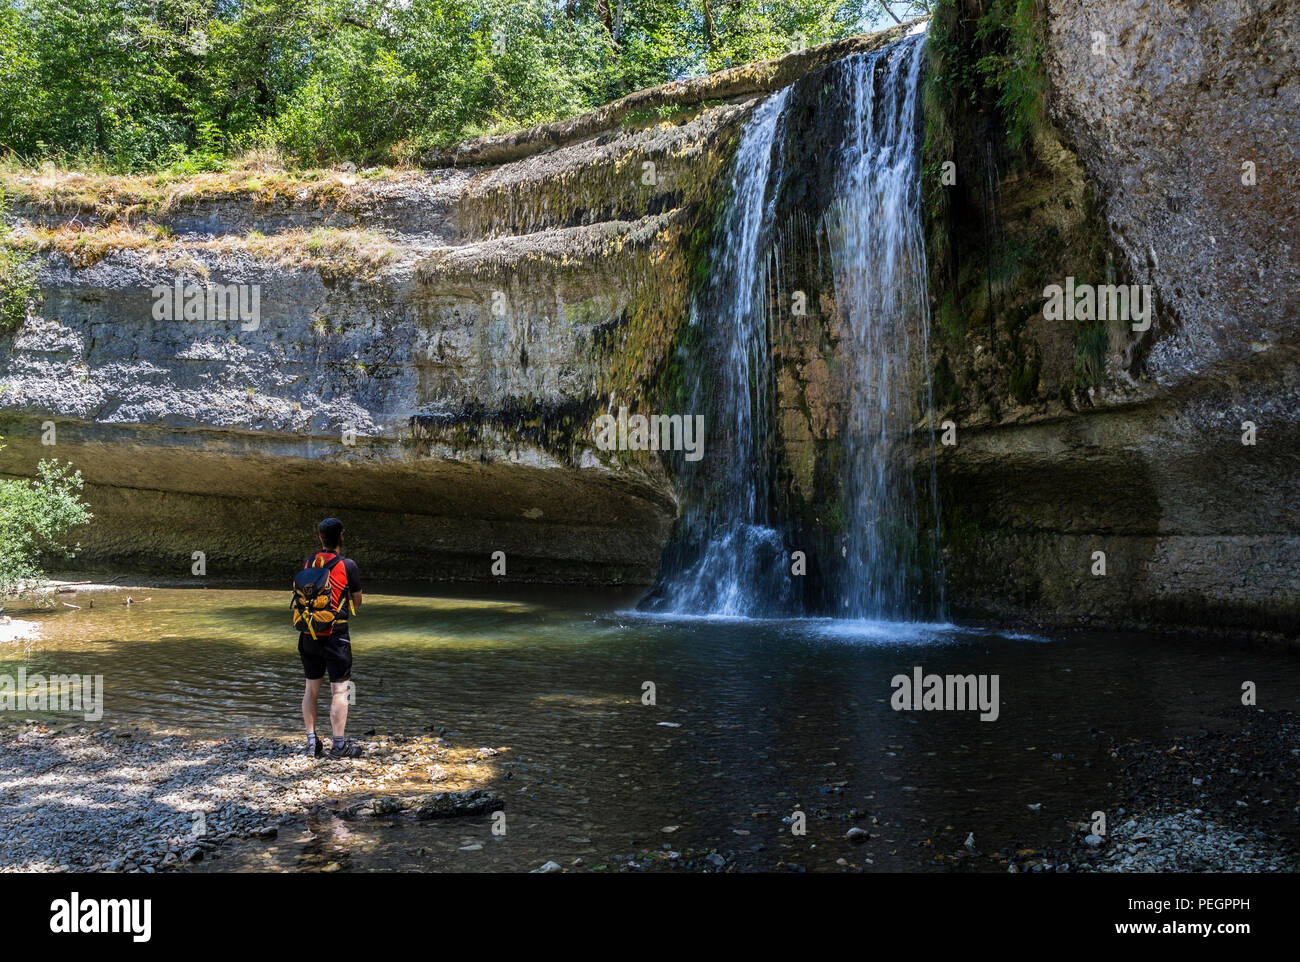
{"left": 641, "top": 31, "right": 940, "bottom": 621}
{"left": 638, "top": 87, "right": 796, "bottom": 618}
{"left": 825, "top": 32, "right": 940, "bottom": 619}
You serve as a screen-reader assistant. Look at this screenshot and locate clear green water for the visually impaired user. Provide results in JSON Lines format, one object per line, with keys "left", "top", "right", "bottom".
{"left": 5, "top": 584, "right": 1298, "bottom": 872}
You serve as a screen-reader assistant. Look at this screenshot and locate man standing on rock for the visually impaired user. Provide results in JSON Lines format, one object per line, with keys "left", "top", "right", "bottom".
{"left": 296, "top": 517, "right": 364, "bottom": 759}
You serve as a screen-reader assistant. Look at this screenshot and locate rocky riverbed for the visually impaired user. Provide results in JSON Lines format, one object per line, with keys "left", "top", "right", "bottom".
{"left": 0, "top": 720, "right": 505, "bottom": 872}
{"left": 1011, "top": 708, "right": 1300, "bottom": 874}
{"left": 3, "top": 702, "right": 1296, "bottom": 874}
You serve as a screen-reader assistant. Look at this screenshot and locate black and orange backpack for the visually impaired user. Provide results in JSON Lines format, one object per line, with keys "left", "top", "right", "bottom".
{"left": 291, "top": 554, "right": 353, "bottom": 639}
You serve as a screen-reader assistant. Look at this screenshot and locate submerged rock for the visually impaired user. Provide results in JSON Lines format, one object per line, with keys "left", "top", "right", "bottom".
{"left": 412, "top": 789, "right": 505, "bottom": 820}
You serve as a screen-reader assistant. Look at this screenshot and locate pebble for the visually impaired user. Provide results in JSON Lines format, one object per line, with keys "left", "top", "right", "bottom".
{"left": 1078, "top": 810, "right": 1296, "bottom": 873}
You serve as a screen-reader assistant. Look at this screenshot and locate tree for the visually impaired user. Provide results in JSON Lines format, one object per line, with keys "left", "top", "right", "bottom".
{"left": 0, "top": 0, "right": 919, "bottom": 170}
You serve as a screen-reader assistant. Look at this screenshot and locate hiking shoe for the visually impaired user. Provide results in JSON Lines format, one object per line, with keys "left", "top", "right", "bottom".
{"left": 307, "top": 734, "right": 324, "bottom": 758}
{"left": 329, "top": 739, "right": 363, "bottom": 759}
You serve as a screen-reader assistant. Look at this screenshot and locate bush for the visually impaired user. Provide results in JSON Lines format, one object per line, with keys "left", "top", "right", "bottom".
{"left": 0, "top": 249, "right": 36, "bottom": 335}
{"left": 270, "top": 32, "right": 421, "bottom": 165}
{"left": 0, "top": 445, "right": 93, "bottom": 597}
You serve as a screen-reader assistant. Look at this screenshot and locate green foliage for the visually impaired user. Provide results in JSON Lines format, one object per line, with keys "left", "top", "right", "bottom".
{"left": 0, "top": 251, "right": 34, "bottom": 335}
{"left": 973, "top": 0, "right": 1047, "bottom": 154}
{"left": 1007, "top": 354, "right": 1039, "bottom": 404}
{"left": 923, "top": 0, "right": 1047, "bottom": 172}
{"left": 1073, "top": 321, "right": 1108, "bottom": 389}
{"left": 0, "top": 0, "right": 898, "bottom": 171}
{"left": 166, "top": 120, "right": 229, "bottom": 175}
{"left": 0, "top": 188, "right": 38, "bottom": 334}
{"left": 0, "top": 443, "right": 93, "bottom": 596}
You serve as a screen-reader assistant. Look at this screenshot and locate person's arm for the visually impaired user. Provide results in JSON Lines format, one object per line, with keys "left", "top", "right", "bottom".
{"left": 345, "top": 558, "right": 363, "bottom": 609}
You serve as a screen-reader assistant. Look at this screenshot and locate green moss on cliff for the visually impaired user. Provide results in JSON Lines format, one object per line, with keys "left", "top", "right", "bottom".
{"left": 610, "top": 125, "right": 741, "bottom": 417}
{"left": 650, "top": 170, "right": 734, "bottom": 421}
{"left": 922, "top": 0, "right": 1113, "bottom": 417}
{"left": 973, "top": 0, "right": 1048, "bottom": 155}
{"left": 619, "top": 100, "right": 728, "bottom": 131}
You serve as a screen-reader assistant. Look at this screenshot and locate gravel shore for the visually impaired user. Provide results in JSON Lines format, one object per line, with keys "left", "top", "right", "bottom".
{"left": 4, "top": 708, "right": 1296, "bottom": 874}
{"left": 0, "top": 720, "right": 504, "bottom": 872}
{"left": 1079, "top": 809, "right": 1294, "bottom": 872}
{"left": 1014, "top": 707, "right": 1300, "bottom": 873}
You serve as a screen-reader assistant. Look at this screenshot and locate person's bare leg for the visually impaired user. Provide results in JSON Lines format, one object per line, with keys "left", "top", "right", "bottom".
{"left": 302, "top": 678, "right": 323, "bottom": 735}
{"left": 329, "top": 681, "right": 350, "bottom": 738}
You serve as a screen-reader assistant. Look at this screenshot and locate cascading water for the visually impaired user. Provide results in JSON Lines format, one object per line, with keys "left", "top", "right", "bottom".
{"left": 638, "top": 87, "right": 796, "bottom": 617}
{"left": 641, "top": 30, "right": 941, "bottom": 621}
{"left": 824, "top": 32, "right": 941, "bottom": 619}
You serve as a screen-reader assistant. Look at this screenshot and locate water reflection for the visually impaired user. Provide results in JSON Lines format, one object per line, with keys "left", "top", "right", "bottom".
{"left": 4, "top": 584, "right": 1297, "bottom": 871}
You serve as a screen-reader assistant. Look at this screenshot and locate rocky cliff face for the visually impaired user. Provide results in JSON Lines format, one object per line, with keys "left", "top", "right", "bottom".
{"left": 0, "top": 150, "right": 700, "bottom": 583}
{"left": 0, "top": 27, "right": 907, "bottom": 585}
{"left": 1, "top": 8, "right": 1293, "bottom": 636}
{"left": 924, "top": 0, "right": 1298, "bottom": 634}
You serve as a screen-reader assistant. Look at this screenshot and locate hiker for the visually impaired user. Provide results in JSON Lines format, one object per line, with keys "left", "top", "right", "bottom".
{"left": 292, "top": 517, "right": 364, "bottom": 759}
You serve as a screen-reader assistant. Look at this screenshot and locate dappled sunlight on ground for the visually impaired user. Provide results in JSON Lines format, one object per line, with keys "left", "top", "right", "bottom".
{"left": 0, "top": 719, "right": 505, "bottom": 872}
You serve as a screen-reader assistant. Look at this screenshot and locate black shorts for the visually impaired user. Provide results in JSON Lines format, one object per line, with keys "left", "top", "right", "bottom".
{"left": 299, "top": 633, "right": 353, "bottom": 683}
